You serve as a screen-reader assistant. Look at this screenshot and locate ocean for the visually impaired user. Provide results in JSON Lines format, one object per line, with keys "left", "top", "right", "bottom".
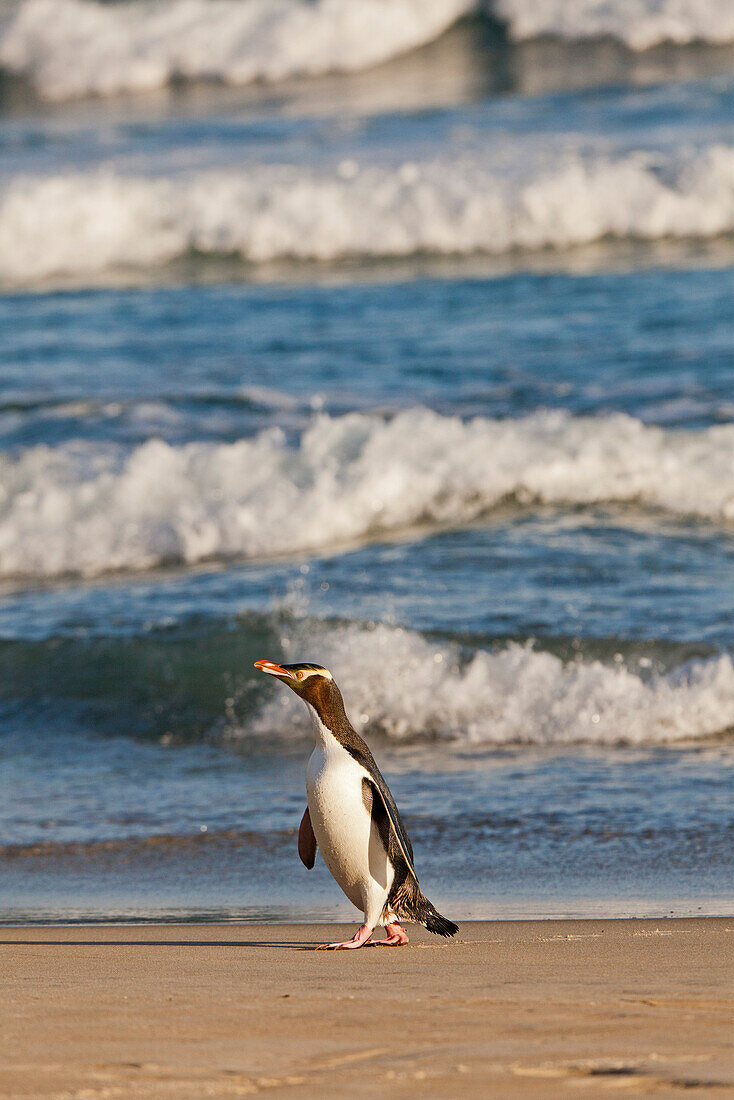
{"left": 0, "top": 0, "right": 733, "bottom": 925}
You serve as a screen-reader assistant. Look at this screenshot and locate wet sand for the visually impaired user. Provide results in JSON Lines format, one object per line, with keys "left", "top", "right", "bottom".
{"left": 1, "top": 919, "right": 732, "bottom": 1098}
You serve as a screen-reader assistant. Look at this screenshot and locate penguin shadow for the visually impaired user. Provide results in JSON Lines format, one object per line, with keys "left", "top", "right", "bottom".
{"left": 0, "top": 939, "right": 321, "bottom": 951}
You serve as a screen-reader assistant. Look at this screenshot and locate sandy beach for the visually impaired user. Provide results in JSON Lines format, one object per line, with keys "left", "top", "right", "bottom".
{"left": 1, "top": 918, "right": 732, "bottom": 1098}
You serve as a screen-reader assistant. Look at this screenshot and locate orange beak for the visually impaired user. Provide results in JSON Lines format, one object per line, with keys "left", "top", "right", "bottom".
{"left": 254, "top": 659, "right": 296, "bottom": 680}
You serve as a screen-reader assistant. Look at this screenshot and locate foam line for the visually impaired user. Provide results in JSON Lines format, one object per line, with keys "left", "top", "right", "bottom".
{"left": 0, "top": 409, "right": 731, "bottom": 578}
{"left": 4, "top": 144, "right": 734, "bottom": 285}
{"left": 3, "top": 0, "right": 734, "bottom": 102}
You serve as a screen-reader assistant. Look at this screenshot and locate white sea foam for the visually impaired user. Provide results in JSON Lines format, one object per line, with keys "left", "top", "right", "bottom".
{"left": 4, "top": 144, "right": 734, "bottom": 285}
{"left": 252, "top": 620, "right": 734, "bottom": 745}
{"left": 496, "top": 0, "right": 734, "bottom": 50}
{"left": 0, "top": 0, "right": 475, "bottom": 101}
{"left": 2, "top": 0, "right": 734, "bottom": 103}
{"left": 0, "top": 409, "right": 731, "bottom": 579}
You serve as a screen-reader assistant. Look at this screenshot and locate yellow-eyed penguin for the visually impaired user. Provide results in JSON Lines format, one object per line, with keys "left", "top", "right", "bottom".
{"left": 254, "top": 659, "right": 458, "bottom": 949}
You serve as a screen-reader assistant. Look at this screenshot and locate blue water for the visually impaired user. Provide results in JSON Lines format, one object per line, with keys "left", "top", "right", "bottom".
{"left": 1, "top": 22, "right": 733, "bottom": 923}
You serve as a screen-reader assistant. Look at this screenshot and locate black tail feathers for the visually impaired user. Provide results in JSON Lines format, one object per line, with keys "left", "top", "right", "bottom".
{"left": 394, "top": 879, "right": 458, "bottom": 938}
{"left": 421, "top": 898, "right": 459, "bottom": 938}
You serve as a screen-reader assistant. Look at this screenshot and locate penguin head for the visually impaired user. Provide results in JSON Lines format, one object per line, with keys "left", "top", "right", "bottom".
{"left": 254, "top": 659, "right": 336, "bottom": 708}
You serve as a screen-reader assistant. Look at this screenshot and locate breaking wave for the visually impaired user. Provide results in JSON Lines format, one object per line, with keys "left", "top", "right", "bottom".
{"left": 2, "top": 611, "right": 733, "bottom": 745}
{"left": 495, "top": 0, "right": 734, "bottom": 50}
{"left": 250, "top": 620, "right": 734, "bottom": 745}
{"left": 0, "top": 0, "right": 475, "bottom": 101}
{"left": 4, "top": 144, "right": 734, "bottom": 286}
{"left": 3, "top": 0, "right": 734, "bottom": 101}
{"left": 0, "top": 408, "right": 732, "bottom": 579}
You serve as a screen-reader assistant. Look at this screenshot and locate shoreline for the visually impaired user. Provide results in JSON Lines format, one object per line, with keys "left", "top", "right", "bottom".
{"left": 3, "top": 918, "right": 732, "bottom": 1098}
{"left": 2, "top": 902, "right": 734, "bottom": 926}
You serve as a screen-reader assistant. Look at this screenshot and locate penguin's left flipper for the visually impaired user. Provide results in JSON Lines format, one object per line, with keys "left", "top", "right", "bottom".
{"left": 298, "top": 806, "right": 317, "bottom": 869}
{"left": 364, "top": 777, "right": 418, "bottom": 884}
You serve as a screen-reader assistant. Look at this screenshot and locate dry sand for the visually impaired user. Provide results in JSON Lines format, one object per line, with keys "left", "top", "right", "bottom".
{"left": 1, "top": 918, "right": 733, "bottom": 1098}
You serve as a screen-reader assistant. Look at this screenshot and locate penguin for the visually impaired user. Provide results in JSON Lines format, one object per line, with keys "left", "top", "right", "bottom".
{"left": 254, "top": 659, "right": 458, "bottom": 949}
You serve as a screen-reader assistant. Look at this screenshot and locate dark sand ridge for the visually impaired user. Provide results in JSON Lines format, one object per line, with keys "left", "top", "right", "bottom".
{"left": 1, "top": 919, "right": 732, "bottom": 1098}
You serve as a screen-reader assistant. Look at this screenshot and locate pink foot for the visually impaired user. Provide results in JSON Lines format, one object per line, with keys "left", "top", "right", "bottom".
{"left": 316, "top": 923, "right": 373, "bottom": 950}
{"left": 374, "top": 922, "right": 409, "bottom": 946}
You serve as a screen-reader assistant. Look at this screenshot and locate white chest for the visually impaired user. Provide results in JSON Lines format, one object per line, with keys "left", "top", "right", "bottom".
{"left": 305, "top": 714, "right": 393, "bottom": 921}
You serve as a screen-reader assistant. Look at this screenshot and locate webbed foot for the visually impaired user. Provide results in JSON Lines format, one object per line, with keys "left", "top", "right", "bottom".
{"left": 374, "top": 921, "right": 409, "bottom": 946}
{"left": 316, "top": 923, "right": 373, "bottom": 950}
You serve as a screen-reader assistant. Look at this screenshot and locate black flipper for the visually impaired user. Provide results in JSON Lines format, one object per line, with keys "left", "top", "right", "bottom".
{"left": 298, "top": 806, "right": 317, "bottom": 869}
{"left": 365, "top": 778, "right": 458, "bottom": 938}
{"left": 364, "top": 777, "right": 418, "bottom": 884}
